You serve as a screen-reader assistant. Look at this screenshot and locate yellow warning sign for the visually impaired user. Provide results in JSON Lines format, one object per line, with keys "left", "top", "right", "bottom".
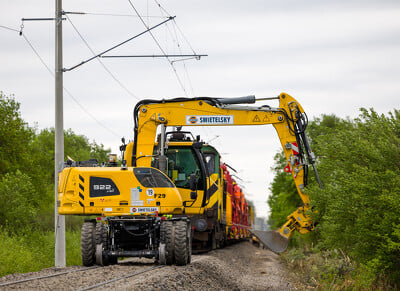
{"left": 253, "top": 115, "right": 261, "bottom": 122}
{"left": 263, "top": 115, "right": 269, "bottom": 122}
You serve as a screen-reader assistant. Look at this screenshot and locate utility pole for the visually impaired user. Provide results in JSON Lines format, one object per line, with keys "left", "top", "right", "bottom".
{"left": 55, "top": 0, "right": 66, "bottom": 267}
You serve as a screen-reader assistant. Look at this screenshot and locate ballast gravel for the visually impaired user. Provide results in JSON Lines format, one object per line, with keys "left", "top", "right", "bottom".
{"left": 0, "top": 241, "right": 298, "bottom": 290}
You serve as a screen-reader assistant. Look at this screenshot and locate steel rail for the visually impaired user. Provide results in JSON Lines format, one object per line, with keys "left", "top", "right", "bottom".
{"left": 77, "top": 265, "right": 166, "bottom": 291}
{"left": 0, "top": 266, "right": 98, "bottom": 287}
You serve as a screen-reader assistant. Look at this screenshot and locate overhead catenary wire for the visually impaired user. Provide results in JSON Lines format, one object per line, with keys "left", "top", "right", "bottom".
{"left": 154, "top": 0, "right": 197, "bottom": 56}
{"left": 169, "top": 19, "right": 195, "bottom": 95}
{"left": 101, "top": 54, "right": 206, "bottom": 58}
{"left": 21, "top": 32, "right": 121, "bottom": 138}
{"left": 65, "top": 14, "right": 139, "bottom": 100}
{"left": 127, "top": 0, "right": 189, "bottom": 97}
{"left": 64, "top": 16, "right": 174, "bottom": 72}
{"left": 152, "top": 0, "right": 215, "bottom": 144}
{"left": 152, "top": 0, "right": 218, "bottom": 141}
{"left": 156, "top": 5, "right": 195, "bottom": 96}
{"left": 1, "top": 0, "right": 206, "bottom": 135}
{"left": 64, "top": 11, "right": 168, "bottom": 18}
{"left": 0, "top": 24, "right": 20, "bottom": 33}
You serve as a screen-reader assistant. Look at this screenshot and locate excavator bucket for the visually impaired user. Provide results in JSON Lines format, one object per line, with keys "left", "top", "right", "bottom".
{"left": 250, "top": 229, "right": 289, "bottom": 253}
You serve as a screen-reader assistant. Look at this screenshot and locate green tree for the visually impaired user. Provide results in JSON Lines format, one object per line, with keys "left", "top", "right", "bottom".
{"left": 0, "top": 92, "right": 35, "bottom": 176}
{"left": 31, "top": 128, "right": 111, "bottom": 230}
{"left": 267, "top": 114, "right": 348, "bottom": 230}
{"left": 0, "top": 171, "right": 39, "bottom": 232}
{"left": 308, "top": 109, "right": 400, "bottom": 284}
{"left": 31, "top": 128, "right": 111, "bottom": 185}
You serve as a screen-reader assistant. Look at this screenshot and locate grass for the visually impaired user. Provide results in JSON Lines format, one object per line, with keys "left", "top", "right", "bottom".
{"left": 281, "top": 245, "right": 396, "bottom": 290}
{"left": 0, "top": 229, "right": 82, "bottom": 277}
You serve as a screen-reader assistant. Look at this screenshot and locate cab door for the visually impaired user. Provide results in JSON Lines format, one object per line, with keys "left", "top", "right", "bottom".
{"left": 165, "top": 146, "right": 206, "bottom": 214}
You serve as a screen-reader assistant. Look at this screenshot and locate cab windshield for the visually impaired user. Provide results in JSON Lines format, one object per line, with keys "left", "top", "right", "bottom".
{"left": 166, "top": 147, "right": 203, "bottom": 189}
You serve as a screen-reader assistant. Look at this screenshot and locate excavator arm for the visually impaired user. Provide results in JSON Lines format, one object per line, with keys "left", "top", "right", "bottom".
{"left": 129, "top": 92, "right": 322, "bottom": 253}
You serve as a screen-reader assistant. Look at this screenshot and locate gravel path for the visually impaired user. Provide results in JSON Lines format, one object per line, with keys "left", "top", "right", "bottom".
{"left": 0, "top": 241, "right": 296, "bottom": 290}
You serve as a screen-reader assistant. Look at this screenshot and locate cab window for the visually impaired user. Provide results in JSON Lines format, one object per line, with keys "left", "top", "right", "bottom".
{"left": 204, "top": 153, "right": 217, "bottom": 175}
{"left": 166, "top": 147, "right": 203, "bottom": 189}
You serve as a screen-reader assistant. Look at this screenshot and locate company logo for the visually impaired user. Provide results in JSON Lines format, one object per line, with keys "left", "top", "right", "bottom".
{"left": 130, "top": 207, "right": 159, "bottom": 213}
{"left": 188, "top": 116, "right": 198, "bottom": 124}
{"left": 186, "top": 115, "right": 234, "bottom": 125}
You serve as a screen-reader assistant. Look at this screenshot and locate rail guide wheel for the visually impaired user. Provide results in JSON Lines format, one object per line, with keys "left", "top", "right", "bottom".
{"left": 158, "top": 243, "right": 166, "bottom": 265}
{"left": 95, "top": 243, "right": 105, "bottom": 266}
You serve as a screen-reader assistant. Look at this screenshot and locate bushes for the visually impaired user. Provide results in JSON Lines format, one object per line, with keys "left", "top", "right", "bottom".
{"left": 0, "top": 171, "right": 39, "bottom": 232}
{"left": 0, "top": 229, "right": 81, "bottom": 276}
{"left": 268, "top": 110, "right": 400, "bottom": 287}
{"left": 308, "top": 109, "right": 400, "bottom": 285}
{"left": 0, "top": 92, "right": 111, "bottom": 276}
{"left": 0, "top": 93, "right": 35, "bottom": 176}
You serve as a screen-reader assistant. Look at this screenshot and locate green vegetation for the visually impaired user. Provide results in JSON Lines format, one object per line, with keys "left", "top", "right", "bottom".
{"left": 268, "top": 111, "right": 400, "bottom": 288}
{"left": 0, "top": 92, "right": 110, "bottom": 277}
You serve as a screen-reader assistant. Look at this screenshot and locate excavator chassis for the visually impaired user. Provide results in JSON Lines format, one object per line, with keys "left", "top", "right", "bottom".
{"left": 82, "top": 216, "right": 192, "bottom": 266}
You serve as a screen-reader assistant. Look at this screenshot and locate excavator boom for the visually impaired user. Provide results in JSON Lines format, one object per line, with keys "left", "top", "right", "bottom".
{"left": 130, "top": 92, "right": 321, "bottom": 253}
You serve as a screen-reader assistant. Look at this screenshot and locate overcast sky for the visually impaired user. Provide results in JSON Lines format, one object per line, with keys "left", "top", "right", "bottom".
{"left": 1, "top": 0, "right": 399, "bottom": 219}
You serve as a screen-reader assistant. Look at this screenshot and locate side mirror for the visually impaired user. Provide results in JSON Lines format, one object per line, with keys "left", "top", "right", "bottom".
{"left": 189, "top": 173, "right": 197, "bottom": 191}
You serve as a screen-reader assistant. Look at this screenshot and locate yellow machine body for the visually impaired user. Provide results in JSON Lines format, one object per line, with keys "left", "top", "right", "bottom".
{"left": 130, "top": 92, "right": 320, "bottom": 252}
{"left": 58, "top": 92, "right": 320, "bottom": 255}
{"left": 58, "top": 167, "right": 183, "bottom": 217}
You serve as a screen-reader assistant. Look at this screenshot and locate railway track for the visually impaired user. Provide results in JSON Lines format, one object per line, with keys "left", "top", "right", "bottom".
{"left": 77, "top": 265, "right": 166, "bottom": 291}
{"left": 0, "top": 243, "right": 295, "bottom": 290}
{"left": 0, "top": 257, "right": 201, "bottom": 290}
{"left": 0, "top": 263, "right": 169, "bottom": 290}
{"left": 78, "top": 257, "right": 200, "bottom": 290}
{"left": 0, "top": 266, "right": 98, "bottom": 288}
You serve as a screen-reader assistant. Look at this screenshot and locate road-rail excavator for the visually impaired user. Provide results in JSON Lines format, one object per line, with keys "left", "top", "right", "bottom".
{"left": 57, "top": 92, "right": 322, "bottom": 265}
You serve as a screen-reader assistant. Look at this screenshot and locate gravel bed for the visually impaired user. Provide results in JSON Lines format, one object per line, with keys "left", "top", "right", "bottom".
{"left": 0, "top": 241, "right": 298, "bottom": 290}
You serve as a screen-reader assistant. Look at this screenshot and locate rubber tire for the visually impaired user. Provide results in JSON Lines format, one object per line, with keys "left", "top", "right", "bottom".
{"left": 164, "top": 221, "right": 175, "bottom": 265}
{"left": 174, "top": 220, "right": 188, "bottom": 266}
{"left": 81, "top": 221, "right": 96, "bottom": 266}
{"left": 160, "top": 220, "right": 166, "bottom": 244}
{"left": 186, "top": 222, "right": 192, "bottom": 264}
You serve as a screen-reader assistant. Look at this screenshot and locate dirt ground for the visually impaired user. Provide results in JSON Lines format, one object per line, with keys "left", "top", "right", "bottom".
{"left": 0, "top": 241, "right": 301, "bottom": 290}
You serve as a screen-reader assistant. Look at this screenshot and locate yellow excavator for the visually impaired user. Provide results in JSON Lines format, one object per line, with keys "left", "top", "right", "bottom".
{"left": 128, "top": 92, "right": 322, "bottom": 252}
{"left": 57, "top": 92, "right": 322, "bottom": 265}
